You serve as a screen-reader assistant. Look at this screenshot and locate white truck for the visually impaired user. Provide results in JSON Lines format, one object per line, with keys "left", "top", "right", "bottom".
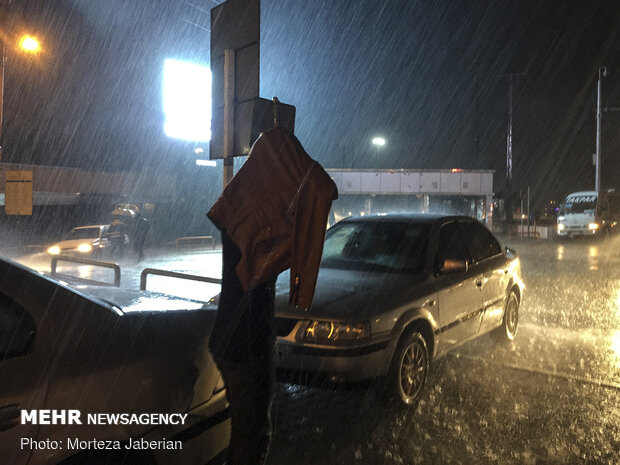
{"left": 557, "top": 190, "right": 619, "bottom": 237}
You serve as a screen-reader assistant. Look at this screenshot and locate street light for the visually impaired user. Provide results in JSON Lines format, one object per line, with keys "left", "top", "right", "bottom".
{"left": 372, "top": 136, "right": 386, "bottom": 158}
{"left": 18, "top": 35, "right": 40, "bottom": 53}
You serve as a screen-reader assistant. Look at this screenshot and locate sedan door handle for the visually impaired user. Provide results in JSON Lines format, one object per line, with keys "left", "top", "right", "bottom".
{"left": 475, "top": 279, "right": 483, "bottom": 288}
{"left": 0, "top": 404, "right": 20, "bottom": 431}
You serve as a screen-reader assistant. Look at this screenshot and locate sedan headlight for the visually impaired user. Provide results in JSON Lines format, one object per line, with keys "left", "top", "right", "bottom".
{"left": 47, "top": 246, "right": 60, "bottom": 255}
{"left": 557, "top": 223, "right": 566, "bottom": 231}
{"left": 77, "top": 243, "right": 93, "bottom": 253}
{"left": 588, "top": 222, "right": 599, "bottom": 231}
{"left": 303, "top": 321, "right": 370, "bottom": 345}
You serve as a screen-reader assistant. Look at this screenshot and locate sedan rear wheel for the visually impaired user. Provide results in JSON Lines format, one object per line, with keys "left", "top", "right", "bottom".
{"left": 389, "top": 331, "right": 429, "bottom": 407}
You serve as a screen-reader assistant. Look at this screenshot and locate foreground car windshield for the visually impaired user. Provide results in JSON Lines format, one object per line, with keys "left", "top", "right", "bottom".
{"left": 320, "top": 221, "right": 430, "bottom": 272}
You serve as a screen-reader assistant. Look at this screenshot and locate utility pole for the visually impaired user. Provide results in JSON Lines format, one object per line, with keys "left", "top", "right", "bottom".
{"left": 0, "top": 0, "right": 9, "bottom": 162}
{"left": 501, "top": 72, "right": 526, "bottom": 182}
{"left": 506, "top": 74, "right": 513, "bottom": 183}
{"left": 500, "top": 72, "right": 526, "bottom": 231}
{"left": 595, "top": 66, "right": 607, "bottom": 194}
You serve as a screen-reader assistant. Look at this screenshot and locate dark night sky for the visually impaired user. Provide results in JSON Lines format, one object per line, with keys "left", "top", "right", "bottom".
{"left": 3, "top": 0, "right": 620, "bottom": 207}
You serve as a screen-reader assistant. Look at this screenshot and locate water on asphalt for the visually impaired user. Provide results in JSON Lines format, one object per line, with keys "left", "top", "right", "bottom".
{"left": 6, "top": 236, "right": 620, "bottom": 464}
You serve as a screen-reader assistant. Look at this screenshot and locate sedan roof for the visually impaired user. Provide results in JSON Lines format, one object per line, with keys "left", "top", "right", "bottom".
{"left": 339, "top": 213, "right": 476, "bottom": 225}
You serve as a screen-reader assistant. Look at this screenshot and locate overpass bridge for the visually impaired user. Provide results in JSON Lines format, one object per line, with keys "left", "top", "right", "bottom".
{"left": 327, "top": 169, "right": 494, "bottom": 226}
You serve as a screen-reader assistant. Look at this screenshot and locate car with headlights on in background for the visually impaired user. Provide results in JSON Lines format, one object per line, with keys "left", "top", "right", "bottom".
{"left": 46, "top": 225, "right": 111, "bottom": 258}
{"left": 274, "top": 213, "right": 524, "bottom": 407}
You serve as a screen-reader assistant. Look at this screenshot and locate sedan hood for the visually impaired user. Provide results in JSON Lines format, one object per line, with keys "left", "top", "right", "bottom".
{"left": 275, "top": 267, "right": 430, "bottom": 322}
{"left": 53, "top": 238, "right": 97, "bottom": 248}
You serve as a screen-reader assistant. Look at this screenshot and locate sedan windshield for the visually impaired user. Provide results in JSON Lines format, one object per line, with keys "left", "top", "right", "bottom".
{"left": 321, "top": 221, "right": 430, "bottom": 272}
{"left": 64, "top": 228, "right": 100, "bottom": 240}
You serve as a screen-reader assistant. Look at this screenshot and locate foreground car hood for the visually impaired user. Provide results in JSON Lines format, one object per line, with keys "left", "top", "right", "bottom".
{"left": 275, "top": 267, "right": 429, "bottom": 322}
{"left": 82, "top": 286, "right": 210, "bottom": 313}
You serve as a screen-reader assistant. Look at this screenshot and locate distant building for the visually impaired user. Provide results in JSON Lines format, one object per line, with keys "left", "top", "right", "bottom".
{"left": 327, "top": 169, "right": 494, "bottom": 226}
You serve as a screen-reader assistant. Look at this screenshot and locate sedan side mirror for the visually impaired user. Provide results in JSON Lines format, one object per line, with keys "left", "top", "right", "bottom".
{"left": 439, "top": 259, "right": 468, "bottom": 274}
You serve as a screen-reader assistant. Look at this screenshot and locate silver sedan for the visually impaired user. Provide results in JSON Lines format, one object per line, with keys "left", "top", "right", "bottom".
{"left": 275, "top": 213, "right": 524, "bottom": 407}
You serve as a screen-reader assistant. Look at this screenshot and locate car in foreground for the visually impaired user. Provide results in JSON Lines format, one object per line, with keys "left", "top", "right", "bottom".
{"left": 274, "top": 213, "right": 524, "bottom": 406}
{"left": 0, "top": 258, "right": 229, "bottom": 465}
{"left": 46, "top": 225, "right": 112, "bottom": 257}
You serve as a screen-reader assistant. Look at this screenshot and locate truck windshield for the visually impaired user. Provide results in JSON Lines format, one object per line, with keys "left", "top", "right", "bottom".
{"left": 561, "top": 195, "right": 597, "bottom": 214}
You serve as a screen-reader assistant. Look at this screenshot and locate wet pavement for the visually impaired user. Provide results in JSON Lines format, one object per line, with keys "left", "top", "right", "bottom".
{"left": 4, "top": 236, "right": 620, "bottom": 464}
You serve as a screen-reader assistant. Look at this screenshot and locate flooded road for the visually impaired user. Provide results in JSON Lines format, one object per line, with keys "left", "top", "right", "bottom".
{"left": 5, "top": 236, "right": 620, "bottom": 464}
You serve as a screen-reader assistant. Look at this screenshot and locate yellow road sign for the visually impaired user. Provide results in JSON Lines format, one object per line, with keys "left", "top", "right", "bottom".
{"left": 5, "top": 170, "right": 33, "bottom": 215}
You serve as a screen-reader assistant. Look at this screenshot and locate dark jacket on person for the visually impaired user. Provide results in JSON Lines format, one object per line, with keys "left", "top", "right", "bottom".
{"left": 107, "top": 220, "right": 127, "bottom": 243}
{"left": 133, "top": 216, "right": 149, "bottom": 244}
{"left": 207, "top": 127, "right": 338, "bottom": 309}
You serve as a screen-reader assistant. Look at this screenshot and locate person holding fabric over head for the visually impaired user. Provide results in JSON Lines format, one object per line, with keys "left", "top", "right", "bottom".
{"left": 132, "top": 213, "right": 150, "bottom": 262}
{"left": 107, "top": 218, "right": 127, "bottom": 259}
{"left": 207, "top": 127, "right": 338, "bottom": 465}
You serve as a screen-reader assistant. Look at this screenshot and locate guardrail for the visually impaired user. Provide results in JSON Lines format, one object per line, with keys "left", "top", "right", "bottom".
{"left": 51, "top": 255, "right": 121, "bottom": 287}
{"left": 140, "top": 268, "right": 221, "bottom": 291}
{"left": 175, "top": 236, "right": 216, "bottom": 249}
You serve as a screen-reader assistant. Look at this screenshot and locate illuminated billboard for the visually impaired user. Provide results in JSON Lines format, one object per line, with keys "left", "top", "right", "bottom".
{"left": 163, "top": 59, "right": 211, "bottom": 141}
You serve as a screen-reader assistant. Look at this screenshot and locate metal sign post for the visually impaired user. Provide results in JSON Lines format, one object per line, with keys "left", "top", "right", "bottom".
{"left": 210, "top": 0, "right": 260, "bottom": 172}
{"left": 273, "top": 96, "right": 280, "bottom": 127}
{"left": 210, "top": 0, "right": 295, "bottom": 190}
{"left": 223, "top": 49, "right": 235, "bottom": 187}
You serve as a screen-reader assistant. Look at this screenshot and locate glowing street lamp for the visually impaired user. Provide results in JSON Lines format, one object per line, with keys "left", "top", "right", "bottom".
{"left": 19, "top": 35, "right": 40, "bottom": 53}
{"left": 372, "top": 136, "right": 386, "bottom": 158}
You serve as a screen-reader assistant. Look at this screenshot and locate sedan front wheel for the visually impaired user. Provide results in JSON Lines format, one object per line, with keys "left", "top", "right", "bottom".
{"left": 388, "top": 331, "right": 429, "bottom": 407}
{"left": 492, "top": 290, "right": 519, "bottom": 343}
